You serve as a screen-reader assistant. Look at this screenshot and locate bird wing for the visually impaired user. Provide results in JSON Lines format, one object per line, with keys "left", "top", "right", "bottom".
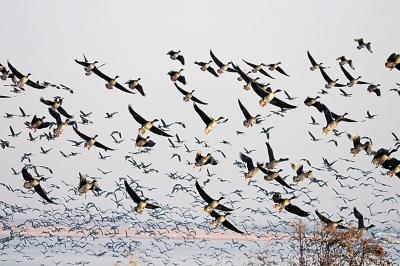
{"left": 238, "top": 99, "right": 252, "bottom": 119}
{"left": 252, "top": 83, "right": 269, "bottom": 99}
{"left": 149, "top": 126, "right": 172, "bottom": 137}
{"left": 315, "top": 210, "right": 333, "bottom": 224}
{"left": 336, "top": 224, "right": 348, "bottom": 230}
{"left": 57, "top": 106, "right": 73, "bottom": 119}
{"left": 74, "top": 59, "right": 90, "bottom": 67}
{"left": 195, "top": 181, "right": 214, "bottom": 203}
{"left": 270, "top": 97, "right": 297, "bottom": 109}
{"left": 209, "top": 210, "right": 221, "bottom": 218}
{"left": 22, "top": 167, "right": 34, "bottom": 181}
{"left": 210, "top": 50, "right": 224, "bottom": 68}
{"left": 113, "top": 82, "right": 133, "bottom": 94}
{"left": 233, "top": 64, "right": 251, "bottom": 83}
{"left": 319, "top": 68, "right": 333, "bottom": 83}
{"left": 193, "top": 104, "right": 212, "bottom": 126}
{"left": 145, "top": 203, "right": 160, "bottom": 209}
{"left": 26, "top": 79, "right": 45, "bottom": 89}
{"left": 207, "top": 66, "right": 219, "bottom": 77}
{"left": 285, "top": 204, "right": 309, "bottom": 217}
{"left": 135, "top": 84, "right": 146, "bottom": 96}
{"left": 259, "top": 68, "right": 275, "bottom": 79}
{"left": 174, "top": 82, "right": 188, "bottom": 96}
{"left": 93, "top": 140, "right": 114, "bottom": 151}
{"left": 34, "top": 184, "right": 55, "bottom": 204}
{"left": 177, "top": 75, "right": 186, "bottom": 85}
{"left": 48, "top": 108, "right": 62, "bottom": 125}
{"left": 177, "top": 55, "right": 185, "bottom": 65}
{"left": 191, "top": 95, "right": 208, "bottom": 105}
{"left": 92, "top": 67, "right": 112, "bottom": 82}
{"left": 265, "top": 142, "right": 275, "bottom": 162}
{"left": 353, "top": 207, "right": 365, "bottom": 229}
{"left": 307, "top": 51, "right": 317, "bottom": 66}
{"left": 331, "top": 113, "right": 357, "bottom": 122}
{"left": 40, "top": 98, "right": 54, "bottom": 106}
{"left": 276, "top": 66, "right": 289, "bottom": 76}
{"left": 240, "top": 152, "right": 254, "bottom": 170}
{"left": 216, "top": 204, "right": 233, "bottom": 212}
{"left": 124, "top": 180, "right": 142, "bottom": 204}
{"left": 222, "top": 220, "right": 244, "bottom": 234}
{"left": 73, "top": 126, "right": 91, "bottom": 141}
{"left": 242, "top": 59, "right": 257, "bottom": 68}
{"left": 308, "top": 131, "right": 316, "bottom": 140}
{"left": 356, "top": 80, "right": 369, "bottom": 85}
{"left": 340, "top": 64, "right": 354, "bottom": 81}
{"left": 257, "top": 163, "right": 271, "bottom": 175}
{"left": 128, "top": 105, "right": 147, "bottom": 125}
{"left": 321, "top": 104, "right": 333, "bottom": 124}
{"left": 7, "top": 61, "right": 24, "bottom": 79}
{"left": 274, "top": 176, "right": 294, "bottom": 190}
{"left": 206, "top": 156, "right": 218, "bottom": 165}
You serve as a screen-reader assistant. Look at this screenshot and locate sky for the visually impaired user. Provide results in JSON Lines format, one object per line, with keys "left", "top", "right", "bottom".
{"left": 1, "top": 0, "right": 400, "bottom": 265}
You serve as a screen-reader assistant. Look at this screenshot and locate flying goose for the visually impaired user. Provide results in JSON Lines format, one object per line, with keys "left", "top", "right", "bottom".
{"left": 354, "top": 38, "right": 373, "bottom": 53}
{"left": 257, "top": 163, "right": 294, "bottom": 190}
{"left": 195, "top": 181, "right": 233, "bottom": 213}
{"left": 347, "top": 133, "right": 373, "bottom": 156}
{"left": 209, "top": 210, "right": 243, "bottom": 234}
{"left": 124, "top": 180, "right": 160, "bottom": 214}
{"left": 272, "top": 193, "right": 309, "bottom": 217}
{"left": 340, "top": 64, "right": 369, "bottom": 87}
{"left": 315, "top": 210, "right": 348, "bottom": 231}
{"left": 26, "top": 116, "right": 53, "bottom": 131}
{"left": 321, "top": 104, "right": 350, "bottom": 135}
{"left": 48, "top": 108, "right": 76, "bottom": 138}
{"left": 252, "top": 83, "right": 296, "bottom": 109}
{"left": 128, "top": 105, "right": 172, "bottom": 137}
{"left": 0, "top": 63, "right": 16, "bottom": 82}
{"left": 337, "top": 56, "right": 355, "bottom": 70}
{"left": 194, "top": 60, "right": 219, "bottom": 77}
{"left": 194, "top": 151, "right": 218, "bottom": 170}
{"left": 372, "top": 148, "right": 397, "bottom": 167}
{"left": 40, "top": 97, "right": 73, "bottom": 118}
{"left": 7, "top": 61, "right": 45, "bottom": 89}
{"left": 339, "top": 88, "right": 352, "bottom": 97}
{"left": 304, "top": 98, "right": 357, "bottom": 124}
{"left": 353, "top": 207, "right": 375, "bottom": 236}
{"left": 210, "top": 50, "right": 235, "bottom": 74}
{"left": 174, "top": 83, "right": 207, "bottom": 105}
{"left": 92, "top": 67, "right": 133, "bottom": 94}
{"left": 21, "top": 167, "right": 55, "bottom": 204}
{"left": 233, "top": 64, "right": 261, "bottom": 91}
{"left": 319, "top": 68, "right": 346, "bottom": 88}
{"left": 167, "top": 50, "right": 185, "bottom": 65}
{"left": 193, "top": 104, "right": 226, "bottom": 135}
{"left": 238, "top": 99, "right": 263, "bottom": 127}
{"left": 73, "top": 126, "right": 115, "bottom": 151}
{"left": 78, "top": 173, "right": 101, "bottom": 196}
{"left": 135, "top": 135, "right": 156, "bottom": 148}
{"left": 385, "top": 53, "right": 400, "bottom": 71}
{"left": 125, "top": 78, "right": 145, "bottom": 96}
{"left": 291, "top": 164, "right": 314, "bottom": 183}
{"left": 266, "top": 62, "right": 289, "bottom": 76}
{"left": 239, "top": 152, "right": 261, "bottom": 184}
{"left": 265, "top": 142, "right": 289, "bottom": 169}
{"left": 307, "top": 50, "right": 325, "bottom": 71}
{"left": 167, "top": 69, "right": 186, "bottom": 84}
{"left": 242, "top": 59, "right": 274, "bottom": 79}
{"left": 367, "top": 84, "right": 381, "bottom": 96}
{"left": 74, "top": 54, "right": 102, "bottom": 76}
{"left": 381, "top": 158, "right": 400, "bottom": 177}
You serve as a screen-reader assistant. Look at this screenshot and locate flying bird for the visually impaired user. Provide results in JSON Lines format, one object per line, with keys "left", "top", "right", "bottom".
{"left": 124, "top": 180, "right": 160, "bottom": 214}
{"left": 128, "top": 105, "right": 172, "bottom": 137}
{"left": 73, "top": 126, "right": 115, "bottom": 151}
{"left": 21, "top": 167, "right": 55, "bottom": 204}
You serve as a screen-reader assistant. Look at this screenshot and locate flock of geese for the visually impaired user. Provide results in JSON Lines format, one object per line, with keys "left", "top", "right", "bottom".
{"left": 1, "top": 37, "right": 400, "bottom": 264}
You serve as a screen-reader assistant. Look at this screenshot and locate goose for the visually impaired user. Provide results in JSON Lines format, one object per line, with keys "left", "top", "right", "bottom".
{"left": 242, "top": 59, "right": 274, "bottom": 79}
{"left": 238, "top": 99, "right": 263, "bottom": 127}
{"left": 266, "top": 62, "right": 289, "bottom": 76}
{"left": 265, "top": 142, "right": 289, "bottom": 169}
{"left": 291, "top": 164, "right": 314, "bottom": 183}
{"left": 125, "top": 78, "right": 145, "bottom": 96}
{"left": 284, "top": 90, "right": 297, "bottom": 101}
{"left": 321, "top": 104, "right": 350, "bottom": 135}
{"left": 257, "top": 163, "right": 294, "bottom": 190}
{"left": 210, "top": 50, "right": 235, "bottom": 74}
{"left": 239, "top": 152, "right": 261, "bottom": 184}
{"left": 307, "top": 50, "right": 325, "bottom": 71}
{"left": 167, "top": 69, "right": 186, "bottom": 84}
{"left": 193, "top": 104, "right": 226, "bottom": 135}
{"left": 233, "top": 64, "right": 261, "bottom": 91}
{"left": 272, "top": 193, "right": 309, "bottom": 217}
{"left": 353, "top": 207, "right": 375, "bottom": 236}
{"left": 26, "top": 116, "right": 53, "bottom": 131}
{"left": 40, "top": 97, "right": 73, "bottom": 118}
{"left": 308, "top": 131, "right": 322, "bottom": 142}
{"left": 315, "top": 210, "right": 348, "bottom": 231}
{"left": 135, "top": 135, "right": 156, "bottom": 148}
{"left": 237, "top": 70, "right": 252, "bottom": 81}
{"left": 367, "top": 84, "right": 381, "bottom": 96}
{"left": 319, "top": 68, "right": 346, "bottom": 88}
{"left": 365, "top": 110, "right": 377, "bottom": 120}
{"left": 21, "top": 167, "right": 55, "bottom": 204}
{"left": 194, "top": 151, "right": 218, "bottom": 170}
{"left": 209, "top": 211, "right": 243, "bottom": 234}
{"left": 7, "top": 61, "right": 45, "bottom": 89}
{"left": 48, "top": 108, "right": 76, "bottom": 138}
{"left": 309, "top": 116, "right": 319, "bottom": 126}
{"left": 195, "top": 181, "right": 233, "bottom": 213}
{"left": 78, "top": 173, "right": 101, "bottom": 196}
{"left": 304, "top": 96, "right": 320, "bottom": 107}
{"left": 0, "top": 63, "right": 16, "bottom": 82}
{"left": 74, "top": 54, "right": 101, "bottom": 76}
{"left": 174, "top": 83, "right": 207, "bottom": 105}
{"left": 347, "top": 133, "right": 372, "bottom": 156}
{"left": 372, "top": 148, "right": 397, "bottom": 167}
{"left": 167, "top": 50, "right": 185, "bottom": 65}
{"left": 128, "top": 105, "right": 172, "bottom": 137}
{"left": 354, "top": 38, "right": 373, "bottom": 53}
{"left": 385, "top": 53, "right": 400, "bottom": 70}
{"left": 252, "top": 83, "right": 296, "bottom": 109}
{"left": 381, "top": 158, "right": 400, "bottom": 177}
{"left": 8, "top": 126, "right": 21, "bottom": 137}
{"left": 337, "top": 56, "right": 355, "bottom": 70}
{"left": 124, "top": 180, "right": 160, "bottom": 214}
{"left": 339, "top": 89, "right": 352, "bottom": 97}
{"left": 194, "top": 60, "right": 218, "bottom": 77}
{"left": 340, "top": 64, "right": 369, "bottom": 87}
{"left": 73, "top": 126, "right": 115, "bottom": 151}
{"left": 92, "top": 67, "right": 133, "bottom": 94}
{"left": 305, "top": 98, "right": 357, "bottom": 125}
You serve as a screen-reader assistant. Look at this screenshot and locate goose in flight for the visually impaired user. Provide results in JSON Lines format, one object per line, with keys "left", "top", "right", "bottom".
{"left": 25, "top": 116, "right": 54, "bottom": 131}
{"left": 7, "top": 61, "right": 45, "bottom": 90}
{"left": 22, "top": 167, "right": 55, "bottom": 204}
{"left": 265, "top": 142, "right": 289, "bottom": 169}
{"left": 272, "top": 193, "right": 309, "bottom": 217}
{"left": 125, "top": 78, "right": 145, "bottom": 96}
{"left": 257, "top": 163, "right": 294, "bottom": 190}
{"left": 307, "top": 50, "right": 326, "bottom": 71}
{"left": 354, "top": 38, "right": 373, "bottom": 53}
{"left": 92, "top": 67, "right": 133, "bottom": 94}
{"left": 78, "top": 173, "right": 101, "bottom": 196}
{"left": 73, "top": 126, "right": 114, "bottom": 151}
{"left": 337, "top": 56, "right": 354, "bottom": 70}
{"left": 195, "top": 181, "right": 233, "bottom": 213}
{"left": 340, "top": 64, "right": 369, "bottom": 87}
{"left": 291, "top": 164, "right": 314, "bottom": 183}
{"left": 353, "top": 207, "right": 375, "bottom": 236}
{"left": 242, "top": 59, "right": 274, "bottom": 79}
{"left": 48, "top": 108, "right": 76, "bottom": 138}
{"left": 238, "top": 99, "right": 263, "bottom": 127}
{"left": 233, "top": 64, "right": 260, "bottom": 91}
{"left": 135, "top": 135, "right": 156, "bottom": 148}
{"left": 193, "top": 104, "right": 227, "bottom": 135}
{"left": 210, "top": 50, "right": 235, "bottom": 74}
{"left": 252, "top": 83, "right": 296, "bottom": 109}
{"left": 194, "top": 151, "right": 218, "bottom": 171}
{"left": 168, "top": 69, "right": 186, "bottom": 84}
{"left": 239, "top": 152, "right": 261, "bottom": 184}
{"left": 174, "top": 83, "right": 207, "bottom": 105}
{"left": 347, "top": 133, "right": 373, "bottom": 156}
{"left": 315, "top": 210, "right": 348, "bottom": 231}
{"left": 74, "top": 54, "right": 102, "bottom": 76}
{"left": 128, "top": 105, "right": 172, "bottom": 137}
{"left": 385, "top": 53, "right": 400, "bottom": 71}
{"left": 124, "top": 180, "right": 160, "bottom": 214}
{"left": 167, "top": 50, "right": 185, "bottom": 65}
{"left": 194, "top": 60, "right": 219, "bottom": 77}
{"left": 40, "top": 97, "right": 73, "bottom": 119}
{"left": 319, "top": 68, "right": 346, "bottom": 89}
{"left": 266, "top": 62, "right": 289, "bottom": 76}
{"left": 0, "top": 63, "right": 16, "bottom": 82}
{"left": 209, "top": 211, "right": 243, "bottom": 234}
{"left": 321, "top": 104, "right": 350, "bottom": 135}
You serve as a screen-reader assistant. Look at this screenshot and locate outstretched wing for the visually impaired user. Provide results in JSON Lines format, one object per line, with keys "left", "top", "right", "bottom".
{"left": 48, "top": 108, "right": 62, "bottom": 125}
{"left": 222, "top": 220, "right": 244, "bottom": 234}
{"left": 285, "top": 204, "right": 309, "bottom": 217}
{"left": 195, "top": 181, "right": 214, "bottom": 203}
{"left": 93, "top": 140, "right": 115, "bottom": 151}
{"left": 191, "top": 95, "right": 208, "bottom": 105}
{"left": 92, "top": 67, "right": 112, "bottom": 82}
{"left": 145, "top": 203, "right": 160, "bottom": 209}
{"left": 340, "top": 64, "right": 354, "bottom": 81}
{"left": 34, "top": 184, "right": 55, "bottom": 204}
{"left": 240, "top": 152, "right": 254, "bottom": 170}
{"left": 238, "top": 99, "right": 252, "bottom": 120}
{"left": 353, "top": 207, "right": 365, "bottom": 229}
{"left": 73, "top": 126, "right": 91, "bottom": 141}
{"left": 124, "top": 180, "right": 142, "bottom": 204}
{"left": 210, "top": 50, "right": 224, "bottom": 68}
{"left": 128, "top": 105, "right": 147, "bottom": 125}
{"left": 149, "top": 126, "right": 172, "bottom": 137}
{"left": 174, "top": 82, "right": 188, "bottom": 96}
{"left": 22, "top": 167, "right": 34, "bottom": 181}
{"left": 114, "top": 82, "right": 134, "bottom": 94}
{"left": 276, "top": 66, "right": 289, "bottom": 76}
{"left": 40, "top": 98, "right": 54, "bottom": 106}
{"left": 57, "top": 106, "right": 73, "bottom": 119}
{"left": 265, "top": 142, "right": 275, "bottom": 162}
{"left": 270, "top": 97, "right": 296, "bottom": 109}
{"left": 74, "top": 59, "right": 90, "bottom": 67}
{"left": 193, "top": 104, "right": 212, "bottom": 126}
{"left": 274, "top": 176, "right": 294, "bottom": 190}
{"left": 307, "top": 50, "right": 317, "bottom": 66}
{"left": 315, "top": 210, "right": 333, "bottom": 224}
{"left": 7, "top": 61, "right": 24, "bottom": 79}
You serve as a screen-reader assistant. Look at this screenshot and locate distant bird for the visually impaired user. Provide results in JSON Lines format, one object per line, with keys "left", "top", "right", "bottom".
{"left": 135, "top": 135, "right": 156, "bottom": 148}
{"left": 308, "top": 131, "right": 321, "bottom": 142}
{"left": 168, "top": 69, "right": 186, "bottom": 84}
{"left": 284, "top": 90, "right": 297, "bottom": 101}
{"left": 353, "top": 207, "right": 375, "bottom": 236}
{"left": 340, "top": 64, "right": 369, "bottom": 87}
{"left": 337, "top": 56, "right": 355, "bottom": 70}
{"left": 258, "top": 164, "right": 294, "bottom": 190}
{"left": 124, "top": 180, "right": 160, "bottom": 214}
{"left": 92, "top": 67, "right": 133, "bottom": 94}
{"left": 174, "top": 83, "right": 207, "bottom": 105}
{"left": 74, "top": 54, "right": 101, "bottom": 76}
{"left": 210, "top": 50, "right": 235, "bottom": 75}
{"left": 238, "top": 99, "right": 263, "bottom": 127}
{"left": 354, "top": 38, "right": 373, "bottom": 53}
{"left": 128, "top": 105, "right": 172, "bottom": 137}
{"left": 209, "top": 211, "right": 243, "bottom": 234}
{"left": 309, "top": 116, "right": 319, "bottom": 125}
{"left": 319, "top": 68, "right": 346, "bottom": 89}
{"left": 194, "top": 60, "right": 218, "bottom": 77}
{"left": 105, "top": 112, "right": 118, "bottom": 119}
{"left": 367, "top": 84, "right": 381, "bottom": 96}
{"left": 18, "top": 107, "right": 30, "bottom": 118}
{"left": 8, "top": 126, "right": 21, "bottom": 137}
{"left": 272, "top": 193, "right": 309, "bottom": 217}
{"left": 21, "top": 167, "right": 55, "bottom": 204}
{"left": 194, "top": 151, "right": 218, "bottom": 170}
{"left": 365, "top": 110, "right": 377, "bottom": 119}
{"left": 339, "top": 89, "right": 352, "bottom": 97}
{"left": 7, "top": 61, "right": 45, "bottom": 90}
{"left": 195, "top": 181, "right": 233, "bottom": 213}
{"left": 73, "top": 126, "right": 114, "bottom": 151}
{"left": 385, "top": 53, "right": 400, "bottom": 71}
{"left": 307, "top": 50, "right": 325, "bottom": 71}
{"left": 167, "top": 50, "right": 185, "bottom": 65}
{"left": 315, "top": 210, "right": 348, "bottom": 231}
{"left": 125, "top": 78, "right": 145, "bottom": 96}
{"left": 193, "top": 104, "right": 226, "bottom": 135}
{"left": 266, "top": 62, "right": 289, "bottom": 76}
{"left": 291, "top": 164, "right": 314, "bottom": 183}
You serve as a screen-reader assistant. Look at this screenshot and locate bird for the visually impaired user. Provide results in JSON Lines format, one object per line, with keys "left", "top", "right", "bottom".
{"left": 337, "top": 56, "right": 355, "bottom": 70}
{"left": 353, "top": 207, "right": 375, "bottom": 236}
{"left": 315, "top": 210, "right": 348, "bottom": 231}
{"left": 319, "top": 68, "right": 346, "bottom": 89}
{"left": 372, "top": 148, "right": 397, "bottom": 167}
{"left": 8, "top": 126, "right": 21, "bottom": 137}
{"left": 74, "top": 54, "right": 102, "bottom": 76}
{"left": 340, "top": 64, "right": 369, "bottom": 87}
{"left": 251, "top": 83, "right": 296, "bottom": 109}
{"left": 174, "top": 83, "right": 207, "bottom": 105}
{"left": 266, "top": 62, "right": 289, "bottom": 76}
{"left": 167, "top": 50, "right": 185, "bottom": 65}
{"left": 194, "top": 151, "right": 218, "bottom": 170}
{"left": 354, "top": 38, "right": 373, "bottom": 53}
{"left": 239, "top": 153, "right": 261, "bottom": 184}
{"left": 193, "top": 104, "right": 226, "bottom": 135}
{"left": 265, "top": 142, "right": 289, "bottom": 169}
{"left": 21, "top": 167, "right": 55, "bottom": 204}
{"left": 308, "top": 131, "right": 321, "bottom": 142}
{"left": 242, "top": 59, "right": 274, "bottom": 79}
{"left": 272, "top": 193, "right": 309, "bottom": 217}
{"left": 135, "top": 135, "right": 156, "bottom": 148}
{"left": 105, "top": 112, "right": 118, "bottom": 119}
{"left": 238, "top": 99, "right": 263, "bottom": 128}
{"left": 92, "top": 67, "right": 133, "bottom": 94}
{"left": 26, "top": 115, "right": 54, "bottom": 131}
{"left": 339, "top": 89, "right": 352, "bottom": 97}
{"left": 365, "top": 110, "right": 378, "bottom": 119}
{"left": 347, "top": 133, "right": 373, "bottom": 156}
{"left": 257, "top": 164, "right": 294, "bottom": 190}
{"left": 48, "top": 108, "right": 76, "bottom": 138}
{"left": 195, "top": 181, "right": 233, "bottom": 213}
{"left": 194, "top": 60, "right": 218, "bottom": 77}
{"left": 208, "top": 211, "right": 243, "bottom": 234}
{"left": 167, "top": 69, "right": 186, "bottom": 84}
{"left": 78, "top": 173, "right": 101, "bottom": 196}
{"left": 291, "top": 164, "right": 314, "bottom": 183}
{"left": 124, "top": 180, "right": 160, "bottom": 214}
{"left": 307, "top": 50, "right": 325, "bottom": 71}
{"left": 321, "top": 104, "right": 352, "bottom": 135}
{"left": 284, "top": 90, "right": 297, "bottom": 101}
{"left": 125, "top": 78, "right": 145, "bottom": 96}
{"left": 367, "top": 84, "right": 381, "bottom": 96}
{"left": 73, "top": 126, "right": 114, "bottom": 151}
{"left": 385, "top": 53, "right": 400, "bottom": 71}
{"left": 209, "top": 50, "right": 235, "bottom": 74}
{"left": 7, "top": 61, "right": 45, "bottom": 89}
{"left": 128, "top": 105, "right": 172, "bottom": 137}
